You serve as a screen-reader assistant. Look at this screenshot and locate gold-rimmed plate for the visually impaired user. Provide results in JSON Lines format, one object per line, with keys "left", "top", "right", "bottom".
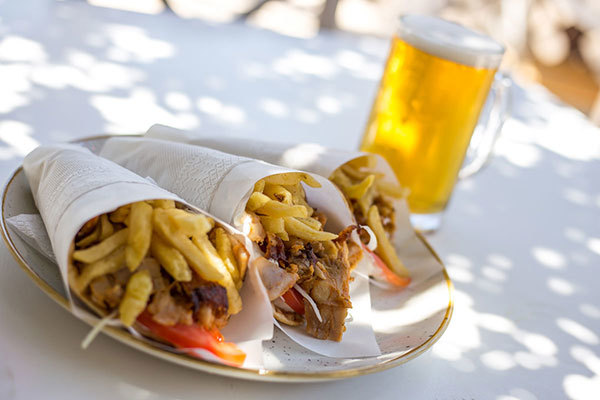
{"left": 0, "top": 135, "right": 453, "bottom": 382}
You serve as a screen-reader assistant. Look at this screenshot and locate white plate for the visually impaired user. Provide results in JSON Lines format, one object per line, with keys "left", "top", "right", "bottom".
{"left": 0, "top": 135, "right": 453, "bottom": 382}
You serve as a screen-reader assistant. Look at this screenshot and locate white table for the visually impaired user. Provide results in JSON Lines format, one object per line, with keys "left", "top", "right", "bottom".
{"left": 1, "top": 1, "right": 599, "bottom": 399}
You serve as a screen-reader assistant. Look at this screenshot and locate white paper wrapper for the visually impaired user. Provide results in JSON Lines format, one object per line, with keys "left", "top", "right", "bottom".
{"left": 146, "top": 125, "right": 443, "bottom": 288}
{"left": 99, "top": 137, "right": 381, "bottom": 358}
{"left": 22, "top": 144, "right": 273, "bottom": 367}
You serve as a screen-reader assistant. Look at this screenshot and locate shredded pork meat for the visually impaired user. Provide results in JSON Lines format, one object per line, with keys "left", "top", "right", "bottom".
{"left": 260, "top": 225, "right": 360, "bottom": 341}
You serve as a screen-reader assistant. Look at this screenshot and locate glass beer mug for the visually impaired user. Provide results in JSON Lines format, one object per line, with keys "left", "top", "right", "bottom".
{"left": 361, "top": 15, "right": 510, "bottom": 232}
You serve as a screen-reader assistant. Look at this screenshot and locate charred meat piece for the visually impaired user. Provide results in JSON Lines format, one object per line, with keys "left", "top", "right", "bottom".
{"left": 147, "top": 289, "right": 194, "bottom": 326}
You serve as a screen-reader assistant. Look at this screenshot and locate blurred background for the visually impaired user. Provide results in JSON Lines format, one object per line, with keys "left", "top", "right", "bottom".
{"left": 86, "top": 0, "right": 600, "bottom": 125}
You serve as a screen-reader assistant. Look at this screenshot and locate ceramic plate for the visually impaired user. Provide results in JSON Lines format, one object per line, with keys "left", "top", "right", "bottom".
{"left": 0, "top": 135, "right": 453, "bottom": 382}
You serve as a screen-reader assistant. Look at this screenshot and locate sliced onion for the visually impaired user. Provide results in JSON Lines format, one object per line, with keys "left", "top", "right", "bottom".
{"left": 81, "top": 310, "right": 118, "bottom": 349}
{"left": 293, "top": 284, "right": 322, "bottom": 323}
{"left": 360, "top": 224, "right": 378, "bottom": 251}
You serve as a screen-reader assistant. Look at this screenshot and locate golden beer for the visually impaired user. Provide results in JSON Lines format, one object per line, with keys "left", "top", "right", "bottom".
{"left": 361, "top": 16, "right": 503, "bottom": 217}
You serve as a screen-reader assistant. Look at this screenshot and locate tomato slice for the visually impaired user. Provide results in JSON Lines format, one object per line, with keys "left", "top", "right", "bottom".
{"left": 281, "top": 287, "right": 305, "bottom": 315}
{"left": 137, "top": 311, "right": 246, "bottom": 367}
{"left": 363, "top": 245, "right": 411, "bottom": 287}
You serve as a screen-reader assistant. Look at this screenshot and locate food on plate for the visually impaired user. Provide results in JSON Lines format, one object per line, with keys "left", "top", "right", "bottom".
{"left": 330, "top": 155, "right": 411, "bottom": 286}
{"left": 69, "top": 200, "right": 248, "bottom": 366}
{"left": 244, "top": 173, "right": 362, "bottom": 341}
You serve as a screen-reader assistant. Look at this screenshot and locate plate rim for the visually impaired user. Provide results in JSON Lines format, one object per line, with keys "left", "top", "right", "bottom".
{"left": 0, "top": 136, "right": 454, "bottom": 382}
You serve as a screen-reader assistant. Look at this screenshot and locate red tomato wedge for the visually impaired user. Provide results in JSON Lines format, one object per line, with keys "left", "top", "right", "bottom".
{"left": 137, "top": 311, "right": 246, "bottom": 367}
{"left": 281, "top": 287, "right": 305, "bottom": 315}
{"left": 363, "top": 245, "right": 411, "bottom": 288}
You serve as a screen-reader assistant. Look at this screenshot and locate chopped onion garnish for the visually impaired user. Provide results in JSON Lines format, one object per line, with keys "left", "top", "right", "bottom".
{"left": 81, "top": 311, "right": 118, "bottom": 349}
{"left": 293, "top": 284, "right": 322, "bottom": 323}
{"left": 360, "top": 224, "right": 378, "bottom": 251}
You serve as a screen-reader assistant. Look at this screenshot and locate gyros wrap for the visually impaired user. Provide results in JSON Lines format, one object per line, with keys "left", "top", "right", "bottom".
{"left": 22, "top": 144, "right": 273, "bottom": 367}
{"left": 146, "top": 125, "right": 413, "bottom": 288}
{"left": 99, "top": 137, "right": 381, "bottom": 358}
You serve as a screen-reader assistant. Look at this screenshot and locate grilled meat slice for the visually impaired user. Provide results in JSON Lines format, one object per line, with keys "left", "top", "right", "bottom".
{"left": 147, "top": 289, "right": 194, "bottom": 326}
{"left": 257, "top": 257, "right": 299, "bottom": 300}
{"left": 305, "top": 303, "right": 347, "bottom": 341}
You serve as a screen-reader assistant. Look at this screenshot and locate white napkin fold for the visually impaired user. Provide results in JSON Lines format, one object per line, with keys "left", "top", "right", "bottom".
{"left": 99, "top": 137, "right": 381, "bottom": 358}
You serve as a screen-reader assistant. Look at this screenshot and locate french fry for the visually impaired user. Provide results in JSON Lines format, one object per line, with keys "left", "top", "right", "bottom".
{"left": 255, "top": 200, "right": 309, "bottom": 218}
{"left": 75, "top": 246, "right": 126, "bottom": 292}
{"left": 253, "top": 179, "right": 266, "bottom": 193}
{"left": 72, "top": 228, "right": 129, "bottom": 264}
{"left": 151, "top": 199, "right": 176, "bottom": 209}
{"left": 264, "top": 172, "right": 320, "bottom": 188}
{"left": 375, "top": 180, "right": 407, "bottom": 199}
{"left": 345, "top": 175, "right": 375, "bottom": 200}
{"left": 282, "top": 183, "right": 314, "bottom": 215}
{"left": 75, "top": 222, "right": 101, "bottom": 248}
{"left": 214, "top": 227, "right": 240, "bottom": 284}
{"left": 263, "top": 184, "right": 293, "bottom": 204}
{"left": 259, "top": 216, "right": 288, "bottom": 241}
{"left": 165, "top": 208, "right": 214, "bottom": 236}
{"left": 367, "top": 205, "right": 410, "bottom": 277}
{"left": 192, "top": 233, "right": 242, "bottom": 314}
{"left": 119, "top": 269, "right": 153, "bottom": 327}
{"left": 153, "top": 209, "right": 242, "bottom": 314}
{"left": 295, "top": 217, "right": 322, "bottom": 231}
{"left": 346, "top": 154, "right": 377, "bottom": 170}
{"left": 284, "top": 217, "right": 338, "bottom": 241}
{"left": 109, "top": 205, "right": 130, "bottom": 223}
{"left": 329, "top": 168, "right": 353, "bottom": 190}
{"left": 99, "top": 214, "right": 115, "bottom": 240}
{"left": 246, "top": 192, "right": 271, "bottom": 212}
{"left": 126, "top": 201, "right": 153, "bottom": 271}
{"left": 232, "top": 240, "right": 248, "bottom": 285}
{"left": 150, "top": 234, "right": 191, "bottom": 281}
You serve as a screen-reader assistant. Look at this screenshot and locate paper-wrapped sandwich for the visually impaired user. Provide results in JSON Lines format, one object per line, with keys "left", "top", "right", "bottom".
{"left": 99, "top": 137, "right": 381, "bottom": 356}
{"left": 145, "top": 125, "right": 412, "bottom": 287}
{"left": 22, "top": 144, "right": 273, "bottom": 366}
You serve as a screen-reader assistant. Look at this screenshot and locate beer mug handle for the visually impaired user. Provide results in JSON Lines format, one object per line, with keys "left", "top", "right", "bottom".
{"left": 459, "top": 72, "right": 512, "bottom": 179}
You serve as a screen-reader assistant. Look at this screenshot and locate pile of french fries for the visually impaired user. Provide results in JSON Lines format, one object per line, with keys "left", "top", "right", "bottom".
{"left": 69, "top": 200, "right": 247, "bottom": 328}
{"left": 330, "top": 156, "right": 411, "bottom": 278}
{"left": 245, "top": 173, "right": 339, "bottom": 245}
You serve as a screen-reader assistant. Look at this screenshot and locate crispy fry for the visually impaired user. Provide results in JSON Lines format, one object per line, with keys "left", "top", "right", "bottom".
{"left": 253, "top": 179, "right": 266, "bottom": 193}
{"left": 109, "top": 205, "right": 130, "bottom": 223}
{"left": 295, "top": 217, "right": 322, "bottom": 231}
{"left": 367, "top": 205, "right": 410, "bottom": 277}
{"left": 78, "top": 216, "right": 99, "bottom": 238}
{"left": 282, "top": 183, "right": 314, "bottom": 215}
{"left": 153, "top": 209, "right": 242, "bottom": 314}
{"left": 214, "top": 227, "right": 240, "bottom": 284}
{"left": 264, "top": 172, "right": 320, "bottom": 188}
{"left": 151, "top": 199, "right": 176, "bottom": 209}
{"left": 192, "top": 233, "right": 242, "bottom": 314}
{"left": 345, "top": 175, "right": 375, "bottom": 200}
{"left": 263, "top": 183, "right": 293, "bottom": 204}
{"left": 119, "top": 269, "right": 153, "bottom": 327}
{"left": 346, "top": 154, "right": 377, "bottom": 170}
{"left": 150, "top": 234, "right": 191, "bottom": 281}
{"left": 375, "top": 180, "right": 407, "bottom": 199}
{"left": 231, "top": 239, "right": 249, "bottom": 286}
{"left": 284, "top": 217, "right": 338, "bottom": 241}
{"left": 99, "top": 214, "right": 115, "bottom": 240}
{"left": 246, "top": 192, "right": 271, "bottom": 212}
{"left": 75, "top": 222, "right": 101, "bottom": 248}
{"left": 72, "top": 228, "right": 129, "bottom": 264}
{"left": 259, "top": 216, "right": 288, "bottom": 241}
{"left": 255, "top": 200, "right": 309, "bottom": 218}
{"left": 75, "top": 246, "right": 126, "bottom": 292}
{"left": 126, "top": 201, "right": 153, "bottom": 271}
{"left": 165, "top": 208, "right": 214, "bottom": 236}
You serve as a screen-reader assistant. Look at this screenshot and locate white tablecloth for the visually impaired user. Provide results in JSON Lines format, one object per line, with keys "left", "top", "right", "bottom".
{"left": 1, "top": 1, "right": 599, "bottom": 399}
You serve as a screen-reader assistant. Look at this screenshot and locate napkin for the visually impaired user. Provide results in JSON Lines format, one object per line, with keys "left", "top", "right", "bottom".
{"left": 99, "top": 137, "right": 381, "bottom": 358}
{"left": 20, "top": 143, "right": 273, "bottom": 367}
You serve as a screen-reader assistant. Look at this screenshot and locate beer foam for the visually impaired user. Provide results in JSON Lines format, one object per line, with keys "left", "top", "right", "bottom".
{"left": 397, "top": 15, "right": 504, "bottom": 69}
